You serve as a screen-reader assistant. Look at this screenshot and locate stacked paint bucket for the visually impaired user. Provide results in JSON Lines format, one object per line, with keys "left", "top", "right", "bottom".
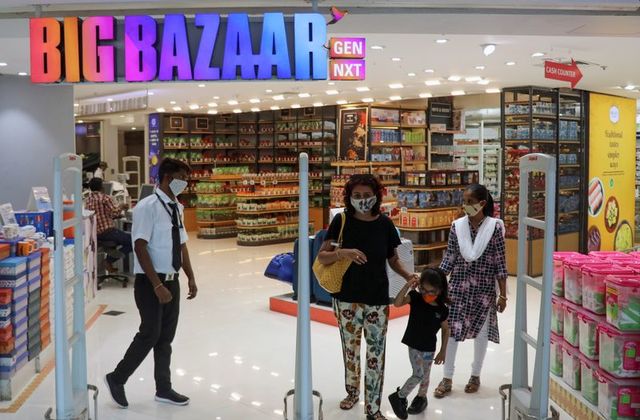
{"left": 552, "top": 251, "right": 640, "bottom": 420}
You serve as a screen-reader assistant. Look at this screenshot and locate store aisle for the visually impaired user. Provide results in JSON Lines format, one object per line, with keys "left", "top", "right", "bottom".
{"left": 9, "top": 238, "right": 557, "bottom": 419}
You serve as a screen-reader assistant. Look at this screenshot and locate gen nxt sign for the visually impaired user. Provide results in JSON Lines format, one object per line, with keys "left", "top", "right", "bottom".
{"left": 29, "top": 13, "right": 335, "bottom": 83}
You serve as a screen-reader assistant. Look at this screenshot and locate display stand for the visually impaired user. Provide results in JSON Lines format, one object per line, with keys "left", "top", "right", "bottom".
{"left": 122, "top": 156, "right": 141, "bottom": 204}
{"left": 195, "top": 174, "right": 241, "bottom": 239}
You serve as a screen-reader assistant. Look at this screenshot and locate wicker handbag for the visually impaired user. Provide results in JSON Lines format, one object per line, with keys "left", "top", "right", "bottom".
{"left": 313, "top": 212, "right": 351, "bottom": 293}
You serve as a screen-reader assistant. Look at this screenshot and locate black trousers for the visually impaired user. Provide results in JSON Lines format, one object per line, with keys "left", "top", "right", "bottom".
{"left": 112, "top": 274, "right": 180, "bottom": 392}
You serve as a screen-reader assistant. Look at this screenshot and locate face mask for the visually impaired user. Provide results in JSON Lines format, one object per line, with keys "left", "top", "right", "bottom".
{"left": 351, "top": 196, "right": 377, "bottom": 214}
{"left": 463, "top": 203, "right": 483, "bottom": 217}
{"left": 422, "top": 294, "right": 438, "bottom": 304}
{"left": 169, "top": 178, "right": 188, "bottom": 196}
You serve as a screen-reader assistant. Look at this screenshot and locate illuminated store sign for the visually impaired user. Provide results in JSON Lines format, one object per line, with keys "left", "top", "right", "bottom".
{"left": 29, "top": 13, "right": 339, "bottom": 83}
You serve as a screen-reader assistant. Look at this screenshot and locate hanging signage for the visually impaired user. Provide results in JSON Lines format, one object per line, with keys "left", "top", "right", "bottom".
{"left": 544, "top": 60, "right": 583, "bottom": 88}
{"left": 328, "top": 37, "right": 366, "bottom": 81}
{"left": 29, "top": 13, "right": 334, "bottom": 83}
{"left": 587, "top": 93, "right": 635, "bottom": 252}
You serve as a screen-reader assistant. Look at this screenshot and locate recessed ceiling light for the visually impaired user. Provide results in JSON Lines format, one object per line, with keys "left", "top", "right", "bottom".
{"left": 531, "top": 52, "right": 545, "bottom": 58}
{"left": 131, "top": 127, "right": 137, "bottom": 130}
{"left": 448, "top": 75, "right": 461, "bottom": 82}
{"left": 18, "top": 72, "right": 27, "bottom": 76}
{"left": 328, "top": 82, "right": 336, "bottom": 86}
{"left": 313, "top": 102, "right": 323, "bottom": 107}
{"left": 326, "top": 90, "right": 339, "bottom": 95}
{"left": 233, "top": 109, "right": 242, "bottom": 114}
{"left": 436, "top": 39, "right": 449, "bottom": 44}
{"left": 451, "top": 90, "right": 466, "bottom": 96}
{"left": 213, "top": 96, "right": 220, "bottom": 100}
{"left": 371, "top": 45, "right": 384, "bottom": 50}
{"left": 208, "top": 102, "right": 218, "bottom": 107}
{"left": 251, "top": 107, "right": 260, "bottom": 112}
{"left": 77, "top": 120, "right": 84, "bottom": 124}
{"left": 624, "top": 84, "right": 636, "bottom": 90}
{"left": 74, "top": 103, "right": 79, "bottom": 107}
{"left": 189, "top": 104, "right": 200, "bottom": 110}
{"left": 198, "top": 84, "right": 206, "bottom": 88}
{"left": 336, "top": 99, "right": 348, "bottom": 105}
{"left": 291, "top": 104, "right": 301, "bottom": 109}
{"left": 424, "top": 69, "right": 435, "bottom": 73}
{"left": 362, "top": 98, "right": 374, "bottom": 103}
{"left": 249, "top": 98, "right": 261, "bottom": 104}
{"left": 465, "top": 76, "right": 482, "bottom": 82}
{"left": 270, "top": 105, "right": 280, "bottom": 110}
{"left": 475, "top": 65, "right": 486, "bottom": 70}
{"left": 119, "top": 115, "right": 125, "bottom": 118}
{"left": 0, "top": 62, "right": 7, "bottom": 67}
{"left": 505, "top": 61, "right": 517, "bottom": 66}
{"left": 477, "top": 79, "right": 491, "bottom": 85}
{"left": 298, "top": 93, "right": 311, "bottom": 98}
{"left": 156, "top": 107, "right": 166, "bottom": 112}
{"left": 172, "top": 106, "right": 182, "bottom": 111}
{"left": 265, "top": 89, "right": 273, "bottom": 93}
{"left": 227, "top": 100, "right": 239, "bottom": 106}
{"left": 425, "top": 80, "right": 441, "bottom": 86}
{"left": 272, "top": 95, "right": 285, "bottom": 101}
{"left": 356, "top": 86, "right": 370, "bottom": 92}
{"left": 170, "top": 101, "right": 176, "bottom": 105}
{"left": 482, "top": 44, "right": 496, "bottom": 56}
{"left": 391, "top": 57, "right": 401, "bottom": 62}
{"left": 208, "top": 109, "right": 218, "bottom": 115}
{"left": 419, "top": 93, "right": 432, "bottom": 98}
{"left": 389, "top": 95, "right": 402, "bottom": 101}
{"left": 147, "top": 92, "right": 154, "bottom": 96}
{"left": 486, "top": 88, "right": 501, "bottom": 93}
{"left": 408, "top": 72, "right": 416, "bottom": 77}
{"left": 389, "top": 83, "right": 404, "bottom": 89}
{"left": 107, "top": 98, "right": 114, "bottom": 102}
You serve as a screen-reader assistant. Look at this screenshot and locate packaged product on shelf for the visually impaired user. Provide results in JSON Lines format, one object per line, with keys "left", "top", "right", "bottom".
{"left": 563, "top": 257, "right": 603, "bottom": 305}
{"left": 562, "top": 340, "right": 582, "bottom": 390}
{"left": 564, "top": 300, "right": 580, "bottom": 347}
{"left": 553, "top": 252, "right": 582, "bottom": 297}
{"left": 551, "top": 296, "right": 564, "bottom": 336}
{"left": 598, "top": 325, "right": 640, "bottom": 378}
{"left": 605, "top": 276, "right": 640, "bottom": 332}
{"left": 582, "top": 266, "right": 634, "bottom": 316}
{"left": 578, "top": 308, "right": 604, "bottom": 360}
{"left": 580, "top": 355, "right": 599, "bottom": 406}
{"left": 550, "top": 332, "right": 563, "bottom": 377}
{"left": 597, "top": 369, "right": 640, "bottom": 420}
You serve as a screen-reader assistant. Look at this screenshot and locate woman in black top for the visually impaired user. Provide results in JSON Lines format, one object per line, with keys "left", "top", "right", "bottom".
{"left": 317, "top": 174, "right": 416, "bottom": 420}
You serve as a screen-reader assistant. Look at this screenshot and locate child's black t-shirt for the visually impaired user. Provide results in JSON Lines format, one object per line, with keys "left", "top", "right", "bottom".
{"left": 401, "top": 291, "right": 449, "bottom": 352}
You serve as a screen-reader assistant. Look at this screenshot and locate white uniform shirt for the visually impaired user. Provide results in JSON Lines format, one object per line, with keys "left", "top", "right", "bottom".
{"left": 94, "top": 168, "right": 104, "bottom": 179}
{"left": 132, "top": 188, "right": 188, "bottom": 275}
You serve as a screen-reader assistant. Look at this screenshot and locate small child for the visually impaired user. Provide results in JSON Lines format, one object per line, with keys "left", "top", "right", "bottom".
{"left": 388, "top": 268, "right": 450, "bottom": 419}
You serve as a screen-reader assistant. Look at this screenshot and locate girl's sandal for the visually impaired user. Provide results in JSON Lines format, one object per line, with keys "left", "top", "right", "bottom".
{"left": 339, "top": 394, "right": 359, "bottom": 410}
{"left": 464, "top": 376, "right": 481, "bottom": 393}
{"left": 366, "top": 411, "right": 388, "bottom": 420}
{"left": 433, "top": 378, "right": 452, "bottom": 399}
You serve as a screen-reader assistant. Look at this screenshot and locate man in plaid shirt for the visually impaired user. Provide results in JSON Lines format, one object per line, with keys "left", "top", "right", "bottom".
{"left": 85, "top": 177, "right": 132, "bottom": 272}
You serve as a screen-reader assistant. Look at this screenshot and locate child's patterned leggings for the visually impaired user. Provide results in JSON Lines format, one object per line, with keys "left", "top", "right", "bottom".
{"left": 333, "top": 299, "right": 389, "bottom": 416}
{"left": 398, "top": 348, "right": 434, "bottom": 398}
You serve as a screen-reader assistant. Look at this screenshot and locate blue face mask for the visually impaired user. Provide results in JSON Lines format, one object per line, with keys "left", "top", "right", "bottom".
{"left": 351, "top": 196, "right": 377, "bottom": 214}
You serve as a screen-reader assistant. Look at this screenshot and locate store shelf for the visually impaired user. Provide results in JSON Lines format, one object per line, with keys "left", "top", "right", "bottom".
{"left": 196, "top": 206, "right": 237, "bottom": 211}
{"left": 401, "top": 207, "right": 460, "bottom": 212}
{"left": 398, "top": 225, "right": 450, "bottom": 232}
{"left": 197, "top": 232, "right": 238, "bottom": 240}
{"left": 237, "top": 222, "right": 300, "bottom": 230}
{"left": 413, "top": 242, "right": 449, "bottom": 251}
{"left": 236, "top": 209, "right": 299, "bottom": 215}
{"left": 403, "top": 160, "right": 429, "bottom": 165}
{"left": 431, "top": 130, "right": 466, "bottom": 135}
{"left": 236, "top": 194, "right": 299, "bottom": 199}
{"left": 237, "top": 237, "right": 297, "bottom": 247}
{"left": 398, "top": 186, "right": 466, "bottom": 191}
{"left": 197, "top": 220, "right": 237, "bottom": 226}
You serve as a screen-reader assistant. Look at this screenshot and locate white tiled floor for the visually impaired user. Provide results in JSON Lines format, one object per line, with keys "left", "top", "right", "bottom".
{"left": 6, "top": 238, "right": 569, "bottom": 419}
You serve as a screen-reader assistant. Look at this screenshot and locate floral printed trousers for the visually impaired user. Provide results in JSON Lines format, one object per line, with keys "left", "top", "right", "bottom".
{"left": 333, "top": 299, "right": 389, "bottom": 415}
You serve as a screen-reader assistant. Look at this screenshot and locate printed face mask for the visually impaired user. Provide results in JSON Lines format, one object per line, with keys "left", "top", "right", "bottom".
{"left": 351, "top": 196, "right": 377, "bottom": 214}
{"left": 463, "top": 203, "right": 483, "bottom": 217}
{"left": 422, "top": 294, "right": 438, "bottom": 304}
{"left": 170, "top": 178, "right": 188, "bottom": 196}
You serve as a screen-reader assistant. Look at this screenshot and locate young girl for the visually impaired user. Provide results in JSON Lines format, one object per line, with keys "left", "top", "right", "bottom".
{"left": 388, "top": 268, "right": 450, "bottom": 420}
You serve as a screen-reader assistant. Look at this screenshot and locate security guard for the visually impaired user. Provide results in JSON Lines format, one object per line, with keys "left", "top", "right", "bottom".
{"left": 105, "top": 158, "right": 198, "bottom": 408}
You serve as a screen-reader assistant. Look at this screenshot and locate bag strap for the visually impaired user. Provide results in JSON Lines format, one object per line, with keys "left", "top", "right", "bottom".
{"left": 337, "top": 212, "right": 346, "bottom": 247}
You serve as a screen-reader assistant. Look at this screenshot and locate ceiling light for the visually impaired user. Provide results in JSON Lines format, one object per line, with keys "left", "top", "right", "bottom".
{"left": 119, "top": 115, "right": 125, "bottom": 118}
{"left": 486, "top": 88, "right": 501, "bottom": 93}
{"left": 207, "top": 110, "right": 218, "bottom": 115}
{"left": 336, "top": 99, "right": 348, "bottom": 105}
{"left": 424, "top": 69, "right": 435, "bottom": 73}
{"left": 273, "top": 95, "right": 285, "bottom": 101}
{"left": 389, "top": 95, "right": 402, "bottom": 101}
{"left": 326, "top": 90, "right": 339, "bottom": 95}
{"left": 425, "top": 80, "right": 441, "bottom": 86}
{"left": 213, "top": 96, "right": 220, "bottom": 99}
{"left": 389, "top": 83, "right": 404, "bottom": 89}
{"left": 18, "top": 72, "right": 27, "bottom": 76}
{"left": 408, "top": 72, "right": 416, "bottom": 77}
{"left": 505, "top": 61, "right": 516, "bottom": 66}
{"left": 170, "top": 100, "right": 176, "bottom": 105}
{"left": 356, "top": 86, "right": 370, "bottom": 92}
{"left": 436, "top": 39, "right": 449, "bottom": 44}
{"left": 156, "top": 107, "right": 166, "bottom": 112}
{"left": 371, "top": 45, "right": 384, "bottom": 50}
{"left": 482, "top": 44, "right": 496, "bottom": 56}
{"left": 131, "top": 127, "right": 137, "bottom": 131}
{"left": 328, "top": 82, "right": 336, "bottom": 86}
{"left": 270, "top": 105, "right": 280, "bottom": 110}
{"left": 291, "top": 104, "right": 301, "bottom": 109}
{"left": 249, "top": 98, "right": 261, "bottom": 104}
{"left": 531, "top": 52, "right": 545, "bottom": 58}
{"left": 465, "top": 76, "right": 482, "bottom": 82}
{"left": 198, "top": 84, "right": 206, "bottom": 88}
{"left": 172, "top": 106, "right": 182, "bottom": 111}
{"left": 233, "top": 109, "right": 242, "bottom": 114}
{"left": 189, "top": 104, "right": 200, "bottom": 110}
{"left": 391, "top": 57, "right": 401, "bottom": 62}
{"left": 251, "top": 107, "right": 260, "bottom": 112}
{"left": 228, "top": 99, "right": 239, "bottom": 105}
{"left": 451, "top": 90, "right": 466, "bottom": 96}
{"left": 107, "top": 98, "right": 113, "bottom": 102}
{"left": 0, "top": 62, "right": 7, "bottom": 67}
{"left": 362, "top": 98, "right": 374, "bottom": 103}
{"left": 208, "top": 102, "right": 218, "bottom": 107}
{"left": 624, "top": 84, "right": 636, "bottom": 91}
{"left": 298, "top": 93, "right": 311, "bottom": 98}
{"left": 313, "top": 102, "right": 323, "bottom": 107}
{"left": 77, "top": 120, "right": 84, "bottom": 123}
{"left": 448, "top": 75, "right": 461, "bottom": 82}
{"left": 475, "top": 65, "right": 486, "bottom": 70}
{"left": 419, "top": 93, "right": 432, "bottom": 98}
{"left": 478, "top": 79, "right": 491, "bottom": 85}
{"left": 265, "top": 89, "right": 273, "bottom": 93}
{"left": 74, "top": 103, "right": 79, "bottom": 107}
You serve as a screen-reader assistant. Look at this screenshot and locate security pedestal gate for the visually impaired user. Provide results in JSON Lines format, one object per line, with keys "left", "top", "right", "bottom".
{"left": 500, "top": 153, "right": 559, "bottom": 420}
{"left": 45, "top": 154, "right": 98, "bottom": 420}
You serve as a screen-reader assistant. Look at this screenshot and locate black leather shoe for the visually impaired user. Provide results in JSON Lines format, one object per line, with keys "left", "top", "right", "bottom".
{"left": 388, "top": 387, "right": 408, "bottom": 419}
{"left": 407, "top": 395, "right": 428, "bottom": 414}
{"left": 155, "top": 389, "right": 190, "bottom": 406}
{"left": 104, "top": 373, "right": 128, "bottom": 409}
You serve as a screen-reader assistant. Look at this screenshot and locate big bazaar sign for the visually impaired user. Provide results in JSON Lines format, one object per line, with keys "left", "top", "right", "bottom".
{"left": 29, "top": 13, "right": 366, "bottom": 83}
